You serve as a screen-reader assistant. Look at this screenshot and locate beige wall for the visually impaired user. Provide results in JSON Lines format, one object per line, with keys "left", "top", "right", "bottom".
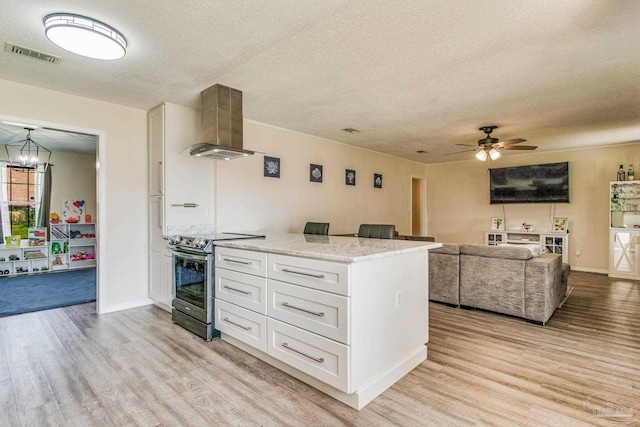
{"left": 426, "top": 144, "right": 640, "bottom": 272}
{"left": 49, "top": 151, "right": 97, "bottom": 222}
{"left": 0, "top": 78, "right": 148, "bottom": 313}
{"left": 215, "top": 120, "right": 430, "bottom": 235}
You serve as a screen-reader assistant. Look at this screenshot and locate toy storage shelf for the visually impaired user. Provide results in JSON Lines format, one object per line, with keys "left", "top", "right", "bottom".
{"left": 50, "top": 223, "right": 96, "bottom": 270}
{"left": 0, "top": 243, "right": 50, "bottom": 277}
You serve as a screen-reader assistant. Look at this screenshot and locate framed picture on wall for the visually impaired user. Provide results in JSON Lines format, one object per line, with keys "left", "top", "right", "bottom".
{"left": 264, "top": 156, "right": 280, "bottom": 178}
{"left": 553, "top": 217, "right": 568, "bottom": 232}
{"left": 310, "top": 164, "right": 323, "bottom": 183}
{"left": 374, "top": 173, "right": 382, "bottom": 189}
{"left": 491, "top": 217, "right": 505, "bottom": 231}
{"left": 345, "top": 169, "right": 356, "bottom": 186}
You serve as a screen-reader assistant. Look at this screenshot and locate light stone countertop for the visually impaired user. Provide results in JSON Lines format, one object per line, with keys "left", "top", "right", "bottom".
{"left": 214, "top": 233, "right": 442, "bottom": 263}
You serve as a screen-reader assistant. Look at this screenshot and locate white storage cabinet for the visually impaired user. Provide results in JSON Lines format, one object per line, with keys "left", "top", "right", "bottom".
{"left": 609, "top": 181, "right": 640, "bottom": 279}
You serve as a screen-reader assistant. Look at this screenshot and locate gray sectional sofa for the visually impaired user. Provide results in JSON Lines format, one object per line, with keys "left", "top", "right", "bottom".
{"left": 429, "top": 243, "right": 568, "bottom": 325}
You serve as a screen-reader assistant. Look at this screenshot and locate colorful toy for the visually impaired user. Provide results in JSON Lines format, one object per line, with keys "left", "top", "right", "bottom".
{"left": 49, "top": 212, "right": 60, "bottom": 224}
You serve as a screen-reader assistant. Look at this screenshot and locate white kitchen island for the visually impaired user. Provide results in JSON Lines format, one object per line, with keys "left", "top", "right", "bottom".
{"left": 213, "top": 233, "right": 441, "bottom": 409}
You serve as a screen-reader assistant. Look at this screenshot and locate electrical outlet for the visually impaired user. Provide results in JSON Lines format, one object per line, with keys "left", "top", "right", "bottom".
{"left": 395, "top": 290, "right": 402, "bottom": 307}
{"left": 575, "top": 248, "right": 581, "bottom": 257}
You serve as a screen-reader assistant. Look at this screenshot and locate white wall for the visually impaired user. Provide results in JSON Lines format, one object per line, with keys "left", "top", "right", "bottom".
{"left": 215, "top": 120, "right": 430, "bottom": 235}
{"left": 0, "top": 79, "right": 149, "bottom": 313}
{"left": 49, "top": 151, "right": 97, "bottom": 222}
{"left": 426, "top": 143, "right": 640, "bottom": 272}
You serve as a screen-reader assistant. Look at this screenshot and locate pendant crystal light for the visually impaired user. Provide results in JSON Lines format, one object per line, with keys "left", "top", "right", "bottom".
{"left": 4, "top": 128, "right": 51, "bottom": 171}
{"left": 43, "top": 13, "right": 127, "bottom": 60}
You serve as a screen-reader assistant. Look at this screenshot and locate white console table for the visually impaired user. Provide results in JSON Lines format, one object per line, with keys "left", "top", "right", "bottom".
{"left": 485, "top": 230, "right": 568, "bottom": 263}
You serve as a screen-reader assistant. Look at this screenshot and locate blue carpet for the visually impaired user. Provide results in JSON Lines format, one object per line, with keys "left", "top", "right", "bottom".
{"left": 0, "top": 268, "right": 96, "bottom": 317}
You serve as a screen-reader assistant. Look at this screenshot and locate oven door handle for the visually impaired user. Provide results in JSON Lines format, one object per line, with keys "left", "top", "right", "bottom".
{"left": 171, "top": 250, "right": 207, "bottom": 262}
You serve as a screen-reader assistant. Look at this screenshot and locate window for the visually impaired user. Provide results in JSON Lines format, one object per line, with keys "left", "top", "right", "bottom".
{"left": 0, "top": 165, "right": 43, "bottom": 239}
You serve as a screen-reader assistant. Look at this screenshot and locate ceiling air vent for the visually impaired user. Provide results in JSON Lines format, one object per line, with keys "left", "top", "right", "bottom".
{"left": 4, "top": 42, "right": 61, "bottom": 64}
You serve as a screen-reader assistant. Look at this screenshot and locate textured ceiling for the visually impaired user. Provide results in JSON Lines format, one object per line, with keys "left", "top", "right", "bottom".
{"left": 0, "top": 0, "right": 638, "bottom": 163}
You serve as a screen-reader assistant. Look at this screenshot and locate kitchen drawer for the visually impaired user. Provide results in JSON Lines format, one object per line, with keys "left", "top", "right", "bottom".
{"left": 215, "top": 299, "right": 267, "bottom": 353}
{"left": 267, "top": 318, "right": 349, "bottom": 393}
{"left": 267, "top": 280, "right": 349, "bottom": 344}
{"left": 216, "top": 247, "right": 267, "bottom": 277}
{"left": 215, "top": 268, "right": 267, "bottom": 314}
{"left": 268, "top": 254, "right": 349, "bottom": 296}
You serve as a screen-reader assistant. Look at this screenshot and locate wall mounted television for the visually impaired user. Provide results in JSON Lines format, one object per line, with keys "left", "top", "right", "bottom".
{"left": 489, "top": 162, "right": 569, "bottom": 204}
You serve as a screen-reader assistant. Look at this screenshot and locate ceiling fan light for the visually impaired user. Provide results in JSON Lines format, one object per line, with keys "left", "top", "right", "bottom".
{"left": 44, "top": 13, "right": 127, "bottom": 60}
{"left": 489, "top": 148, "right": 501, "bottom": 160}
{"left": 475, "top": 150, "right": 488, "bottom": 161}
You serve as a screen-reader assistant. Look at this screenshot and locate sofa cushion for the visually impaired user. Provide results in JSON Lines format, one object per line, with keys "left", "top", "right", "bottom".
{"left": 459, "top": 244, "right": 533, "bottom": 260}
{"left": 430, "top": 243, "right": 460, "bottom": 255}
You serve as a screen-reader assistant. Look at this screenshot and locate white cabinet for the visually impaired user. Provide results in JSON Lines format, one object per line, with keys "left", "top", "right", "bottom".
{"left": 148, "top": 103, "right": 215, "bottom": 235}
{"left": 485, "top": 230, "right": 568, "bottom": 263}
{"left": 214, "top": 245, "right": 429, "bottom": 410}
{"left": 609, "top": 229, "right": 639, "bottom": 278}
{"left": 50, "top": 223, "right": 96, "bottom": 269}
{"left": 149, "top": 195, "right": 172, "bottom": 311}
{"left": 609, "top": 181, "right": 640, "bottom": 279}
{"left": 0, "top": 243, "right": 50, "bottom": 276}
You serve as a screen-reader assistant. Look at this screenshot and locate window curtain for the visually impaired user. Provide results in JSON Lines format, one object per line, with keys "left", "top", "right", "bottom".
{"left": 37, "top": 164, "right": 52, "bottom": 228}
{"left": 0, "top": 165, "right": 8, "bottom": 241}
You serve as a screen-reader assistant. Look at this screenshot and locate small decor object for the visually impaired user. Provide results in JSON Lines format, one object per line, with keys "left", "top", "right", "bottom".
{"left": 628, "top": 164, "right": 635, "bottom": 181}
{"left": 49, "top": 212, "right": 60, "bottom": 224}
{"left": 85, "top": 214, "right": 92, "bottom": 223}
{"left": 374, "top": 173, "right": 383, "bottom": 189}
{"left": 63, "top": 199, "right": 85, "bottom": 223}
{"left": 521, "top": 223, "right": 534, "bottom": 232}
{"left": 491, "top": 217, "right": 505, "bottom": 231}
{"left": 553, "top": 217, "right": 568, "bottom": 232}
{"left": 263, "top": 156, "right": 280, "bottom": 178}
{"left": 617, "top": 164, "right": 626, "bottom": 181}
{"left": 345, "top": 169, "right": 356, "bottom": 186}
{"left": 52, "top": 255, "right": 63, "bottom": 266}
{"left": 5, "top": 236, "right": 21, "bottom": 248}
{"left": 310, "top": 164, "right": 323, "bottom": 183}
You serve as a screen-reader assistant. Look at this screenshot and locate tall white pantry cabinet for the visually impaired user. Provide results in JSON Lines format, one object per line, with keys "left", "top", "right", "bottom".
{"left": 148, "top": 103, "right": 215, "bottom": 310}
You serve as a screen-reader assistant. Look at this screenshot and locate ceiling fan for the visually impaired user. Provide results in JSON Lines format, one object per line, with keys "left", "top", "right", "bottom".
{"left": 447, "top": 126, "right": 537, "bottom": 161}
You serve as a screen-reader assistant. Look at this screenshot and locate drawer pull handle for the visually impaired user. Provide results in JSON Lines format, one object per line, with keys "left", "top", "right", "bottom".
{"left": 223, "top": 317, "right": 252, "bottom": 331}
{"left": 223, "top": 285, "right": 252, "bottom": 295}
{"left": 223, "top": 258, "right": 252, "bottom": 265}
{"left": 281, "top": 268, "right": 325, "bottom": 279}
{"left": 281, "top": 342, "right": 324, "bottom": 363}
{"left": 282, "top": 302, "right": 325, "bottom": 317}
{"left": 170, "top": 203, "right": 199, "bottom": 208}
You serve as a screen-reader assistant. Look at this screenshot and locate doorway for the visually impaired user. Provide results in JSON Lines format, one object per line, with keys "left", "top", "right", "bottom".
{"left": 0, "top": 118, "right": 100, "bottom": 315}
{"left": 411, "top": 177, "right": 427, "bottom": 236}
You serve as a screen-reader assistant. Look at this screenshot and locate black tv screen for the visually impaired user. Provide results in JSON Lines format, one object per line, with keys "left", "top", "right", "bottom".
{"left": 489, "top": 162, "right": 569, "bottom": 204}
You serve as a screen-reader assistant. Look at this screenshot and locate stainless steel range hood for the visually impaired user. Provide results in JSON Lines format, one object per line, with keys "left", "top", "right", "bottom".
{"left": 182, "top": 84, "right": 254, "bottom": 160}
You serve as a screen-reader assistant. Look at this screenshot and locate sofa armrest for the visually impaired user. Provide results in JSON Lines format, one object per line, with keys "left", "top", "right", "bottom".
{"left": 524, "top": 253, "right": 563, "bottom": 324}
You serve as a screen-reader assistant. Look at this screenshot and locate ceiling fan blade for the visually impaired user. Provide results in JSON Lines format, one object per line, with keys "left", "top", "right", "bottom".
{"left": 502, "top": 145, "right": 537, "bottom": 150}
{"left": 454, "top": 143, "right": 477, "bottom": 147}
{"left": 443, "top": 149, "right": 476, "bottom": 156}
{"left": 497, "top": 138, "right": 526, "bottom": 146}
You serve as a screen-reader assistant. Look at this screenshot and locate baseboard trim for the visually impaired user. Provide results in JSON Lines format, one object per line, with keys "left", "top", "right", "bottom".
{"left": 98, "top": 298, "right": 153, "bottom": 314}
{"left": 572, "top": 267, "right": 608, "bottom": 274}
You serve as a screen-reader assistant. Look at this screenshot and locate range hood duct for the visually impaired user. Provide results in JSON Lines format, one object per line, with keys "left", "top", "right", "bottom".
{"left": 183, "top": 84, "right": 254, "bottom": 160}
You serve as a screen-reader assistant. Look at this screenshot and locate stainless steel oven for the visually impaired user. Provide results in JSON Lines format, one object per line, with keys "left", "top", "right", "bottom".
{"left": 171, "top": 246, "right": 217, "bottom": 341}
{"left": 168, "top": 233, "right": 264, "bottom": 341}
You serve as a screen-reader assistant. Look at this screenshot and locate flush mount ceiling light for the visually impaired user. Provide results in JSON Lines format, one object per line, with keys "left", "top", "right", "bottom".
{"left": 43, "top": 13, "right": 127, "bottom": 60}
{"left": 4, "top": 128, "right": 51, "bottom": 171}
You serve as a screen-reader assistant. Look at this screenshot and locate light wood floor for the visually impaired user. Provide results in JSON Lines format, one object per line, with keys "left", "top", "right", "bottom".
{"left": 1, "top": 271, "right": 638, "bottom": 426}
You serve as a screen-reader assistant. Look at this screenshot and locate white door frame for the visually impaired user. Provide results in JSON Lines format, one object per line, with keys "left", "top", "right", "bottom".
{"left": 0, "top": 113, "right": 105, "bottom": 313}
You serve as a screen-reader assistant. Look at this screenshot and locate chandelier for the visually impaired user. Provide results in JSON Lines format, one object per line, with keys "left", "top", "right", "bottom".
{"left": 4, "top": 128, "right": 51, "bottom": 170}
